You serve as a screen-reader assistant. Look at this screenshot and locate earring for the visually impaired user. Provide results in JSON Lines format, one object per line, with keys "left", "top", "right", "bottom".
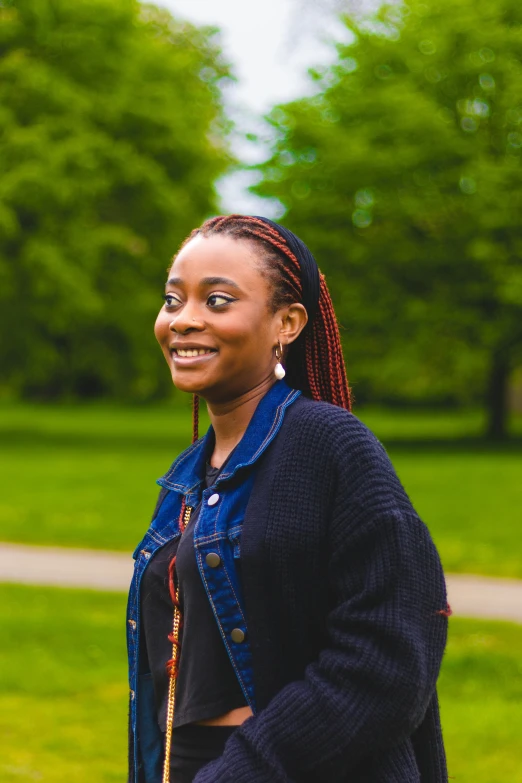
{"left": 274, "top": 340, "right": 286, "bottom": 380}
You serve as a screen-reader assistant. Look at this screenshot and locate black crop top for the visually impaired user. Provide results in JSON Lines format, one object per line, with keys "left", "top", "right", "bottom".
{"left": 140, "top": 462, "right": 247, "bottom": 730}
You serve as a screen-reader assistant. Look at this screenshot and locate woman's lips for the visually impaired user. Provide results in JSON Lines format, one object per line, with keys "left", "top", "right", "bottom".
{"left": 170, "top": 347, "right": 218, "bottom": 367}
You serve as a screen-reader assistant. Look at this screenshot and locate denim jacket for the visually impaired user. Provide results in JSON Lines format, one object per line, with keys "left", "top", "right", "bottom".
{"left": 126, "top": 380, "right": 301, "bottom": 781}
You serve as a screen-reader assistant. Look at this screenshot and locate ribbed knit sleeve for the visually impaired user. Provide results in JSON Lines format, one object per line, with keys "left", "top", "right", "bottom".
{"left": 193, "top": 406, "right": 448, "bottom": 783}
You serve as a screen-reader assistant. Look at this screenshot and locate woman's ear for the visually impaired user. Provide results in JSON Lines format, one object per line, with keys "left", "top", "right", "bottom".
{"left": 278, "top": 303, "right": 308, "bottom": 347}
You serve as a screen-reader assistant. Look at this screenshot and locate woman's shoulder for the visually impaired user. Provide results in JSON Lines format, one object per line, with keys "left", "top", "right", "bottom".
{"left": 282, "top": 395, "right": 418, "bottom": 524}
{"left": 285, "top": 394, "right": 387, "bottom": 460}
{"left": 282, "top": 395, "right": 408, "bottom": 498}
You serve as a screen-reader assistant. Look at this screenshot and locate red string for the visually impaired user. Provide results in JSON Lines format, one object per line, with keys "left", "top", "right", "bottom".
{"left": 192, "top": 394, "right": 199, "bottom": 443}
{"left": 165, "top": 497, "right": 190, "bottom": 676}
{"left": 167, "top": 497, "right": 187, "bottom": 603}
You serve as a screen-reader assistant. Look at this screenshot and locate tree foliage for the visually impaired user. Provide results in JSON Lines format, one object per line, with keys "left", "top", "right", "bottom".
{"left": 255, "top": 0, "right": 522, "bottom": 436}
{"left": 0, "top": 0, "right": 231, "bottom": 399}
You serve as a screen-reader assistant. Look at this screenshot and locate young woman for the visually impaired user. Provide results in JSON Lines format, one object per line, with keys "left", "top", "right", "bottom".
{"left": 126, "top": 215, "right": 449, "bottom": 783}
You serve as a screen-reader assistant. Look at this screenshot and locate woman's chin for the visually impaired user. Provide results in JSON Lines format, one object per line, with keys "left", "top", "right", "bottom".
{"left": 170, "top": 370, "right": 211, "bottom": 397}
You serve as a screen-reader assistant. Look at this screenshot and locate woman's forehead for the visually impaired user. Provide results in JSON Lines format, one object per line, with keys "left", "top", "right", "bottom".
{"left": 170, "top": 234, "right": 262, "bottom": 279}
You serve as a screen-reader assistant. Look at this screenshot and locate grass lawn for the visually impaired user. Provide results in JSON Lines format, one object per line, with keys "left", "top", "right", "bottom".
{"left": 359, "top": 407, "right": 522, "bottom": 579}
{"left": 0, "top": 401, "right": 204, "bottom": 553}
{"left": 439, "top": 617, "right": 522, "bottom": 782}
{"left": 0, "top": 584, "right": 521, "bottom": 782}
{"left": 0, "top": 401, "right": 521, "bottom": 577}
{"left": 0, "top": 585, "right": 128, "bottom": 783}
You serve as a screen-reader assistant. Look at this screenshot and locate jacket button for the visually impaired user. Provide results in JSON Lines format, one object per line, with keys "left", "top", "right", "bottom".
{"left": 208, "top": 493, "right": 220, "bottom": 506}
{"left": 130, "top": 689, "right": 135, "bottom": 700}
{"left": 231, "top": 628, "right": 246, "bottom": 643}
{"left": 140, "top": 550, "right": 151, "bottom": 559}
{"left": 205, "top": 552, "right": 221, "bottom": 567}
{"left": 128, "top": 619, "right": 137, "bottom": 630}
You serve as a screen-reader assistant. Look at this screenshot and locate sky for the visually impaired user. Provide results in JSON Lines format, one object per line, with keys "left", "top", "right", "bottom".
{"left": 158, "top": 0, "right": 349, "bottom": 213}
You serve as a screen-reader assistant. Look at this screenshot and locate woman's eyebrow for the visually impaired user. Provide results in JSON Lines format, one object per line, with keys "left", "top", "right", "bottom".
{"left": 167, "top": 276, "right": 241, "bottom": 290}
{"left": 201, "top": 276, "right": 241, "bottom": 289}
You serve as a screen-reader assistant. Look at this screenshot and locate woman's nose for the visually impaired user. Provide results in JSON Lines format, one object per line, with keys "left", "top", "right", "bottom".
{"left": 169, "top": 307, "right": 203, "bottom": 334}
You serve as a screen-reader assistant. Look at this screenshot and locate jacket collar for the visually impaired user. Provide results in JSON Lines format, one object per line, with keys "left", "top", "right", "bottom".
{"left": 157, "top": 380, "right": 301, "bottom": 495}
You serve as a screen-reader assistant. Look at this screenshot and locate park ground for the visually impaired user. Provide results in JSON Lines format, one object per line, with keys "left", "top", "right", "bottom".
{"left": 1, "top": 402, "right": 521, "bottom": 781}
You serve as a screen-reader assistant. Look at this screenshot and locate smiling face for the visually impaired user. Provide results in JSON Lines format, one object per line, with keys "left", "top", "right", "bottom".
{"left": 154, "top": 234, "right": 297, "bottom": 404}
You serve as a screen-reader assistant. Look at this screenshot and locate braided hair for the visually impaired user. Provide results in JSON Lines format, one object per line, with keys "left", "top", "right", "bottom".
{"left": 178, "top": 214, "right": 352, "bottom": 441}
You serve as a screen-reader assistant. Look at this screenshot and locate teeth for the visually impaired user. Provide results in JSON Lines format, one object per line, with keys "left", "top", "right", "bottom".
{"left": 175, "top": 349, "right": 214, "bottom": 357}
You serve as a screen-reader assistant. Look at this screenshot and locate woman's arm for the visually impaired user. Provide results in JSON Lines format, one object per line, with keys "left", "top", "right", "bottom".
{"left": 194, "top": 423, "right": 449, "bottom": 783}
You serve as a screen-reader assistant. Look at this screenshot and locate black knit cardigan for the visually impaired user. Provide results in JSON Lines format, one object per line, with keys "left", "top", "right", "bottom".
{"left": 192, "top": 395, "right": 449, "bottom": 782}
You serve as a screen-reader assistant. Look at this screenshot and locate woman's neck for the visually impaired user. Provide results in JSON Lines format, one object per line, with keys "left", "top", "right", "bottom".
{"left": 206, "top": 377, "right": 276, "bottom": 468}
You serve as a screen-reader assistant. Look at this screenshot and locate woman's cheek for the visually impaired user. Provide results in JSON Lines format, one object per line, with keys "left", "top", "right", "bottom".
{"left": 154, "top": 312, "right": 171, "bottom": 347}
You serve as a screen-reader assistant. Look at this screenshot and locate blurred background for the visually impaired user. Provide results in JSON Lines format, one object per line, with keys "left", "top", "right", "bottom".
{"left": 1, "top": 0, "right": 521, "bottom": 780}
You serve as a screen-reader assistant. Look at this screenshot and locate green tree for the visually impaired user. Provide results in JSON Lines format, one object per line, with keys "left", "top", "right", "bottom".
{"left": 0, "top": 0, "right": 231, "bottom": 400}
{"left": 255, "top": 0, "right": 522, "bottom": 438}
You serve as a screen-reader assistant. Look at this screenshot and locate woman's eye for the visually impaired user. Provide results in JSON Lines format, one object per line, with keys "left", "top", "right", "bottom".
{"left": 163, "top": 294, "right": 181, "bottom": 308}
{"left": 207, "top": 294, "right": 234, "bottom": 307}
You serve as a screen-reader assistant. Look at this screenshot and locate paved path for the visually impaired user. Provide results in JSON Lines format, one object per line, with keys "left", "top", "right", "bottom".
{"left": 1, "top": 542, "right": 522, "bottom": 624}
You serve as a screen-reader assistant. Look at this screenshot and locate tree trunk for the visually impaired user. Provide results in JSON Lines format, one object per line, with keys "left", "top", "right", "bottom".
{"left": 486, "top": 353, "right": 510, "bottom": 440}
